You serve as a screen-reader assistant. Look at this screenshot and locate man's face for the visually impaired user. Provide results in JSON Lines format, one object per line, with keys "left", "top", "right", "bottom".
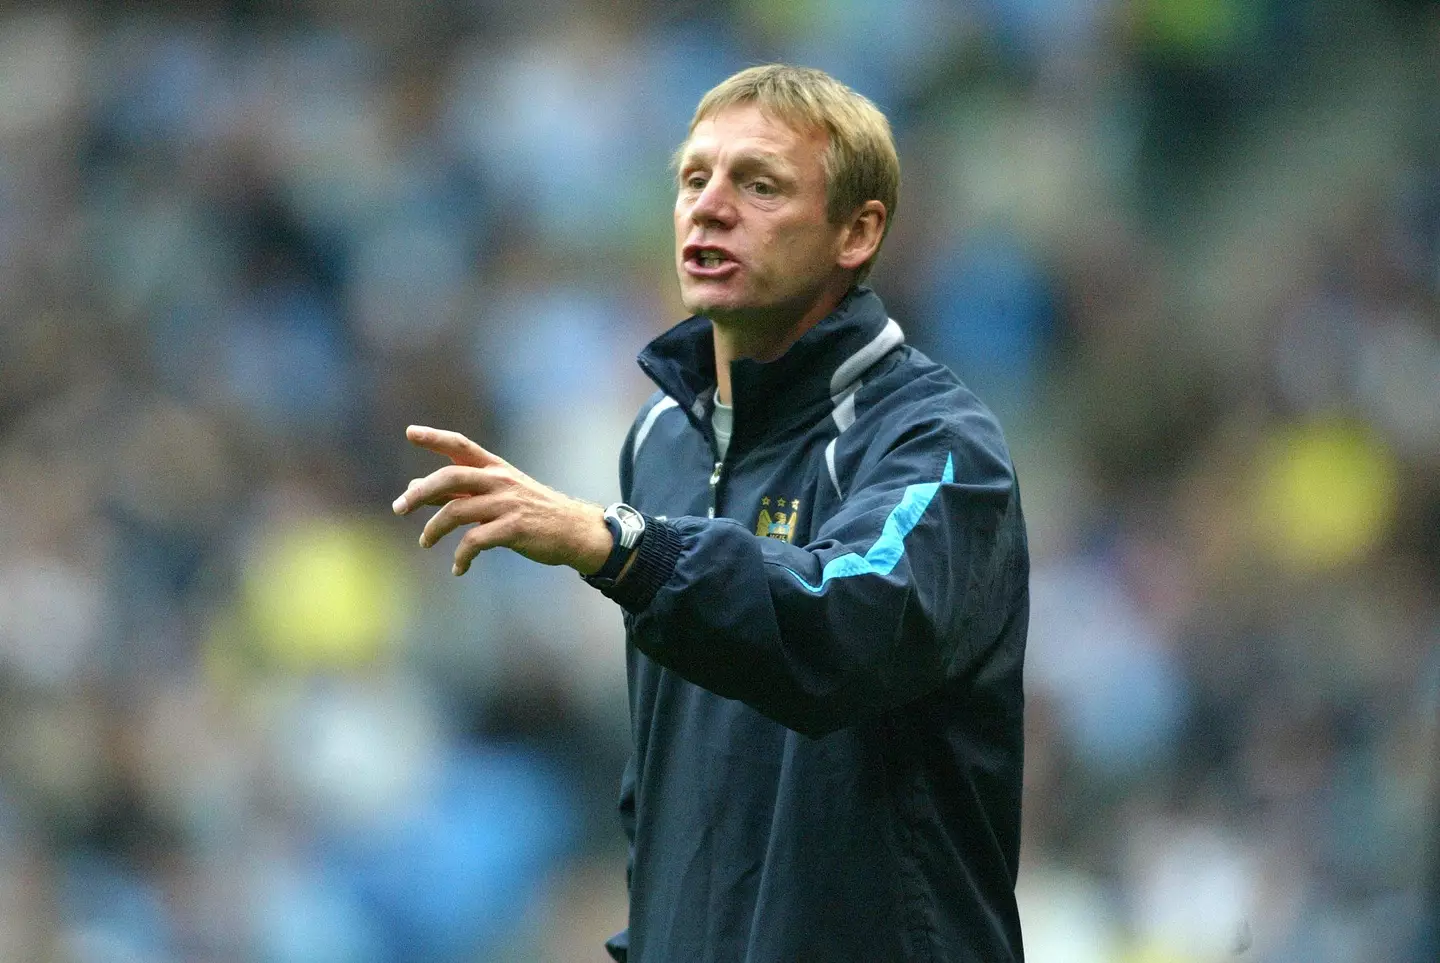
{"left": 673, "top": 104, "right": 849, "bottom": 329}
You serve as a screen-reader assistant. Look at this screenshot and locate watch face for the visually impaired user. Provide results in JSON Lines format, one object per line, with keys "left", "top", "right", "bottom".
{"left": 609, "top": 503, "right": 645, "bottom": 548}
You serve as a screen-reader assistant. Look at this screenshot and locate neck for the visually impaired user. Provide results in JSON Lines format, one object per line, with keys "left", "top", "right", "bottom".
{"left": 711, "top": 286, "right": 850, "bottom": 405}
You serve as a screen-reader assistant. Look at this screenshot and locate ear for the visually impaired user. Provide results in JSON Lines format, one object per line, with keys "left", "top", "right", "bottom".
{"left": 835, "top": 200, "right": 887, "bottom": 272}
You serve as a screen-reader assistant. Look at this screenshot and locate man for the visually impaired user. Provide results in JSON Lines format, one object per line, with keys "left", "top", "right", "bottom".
{"left": 393, "top": 65, "right": 1029, "bottom": 962}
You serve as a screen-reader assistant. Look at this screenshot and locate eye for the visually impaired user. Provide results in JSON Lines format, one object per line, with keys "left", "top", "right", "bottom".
{"left": 750, "top": 180, "right": 777, "bottom": 196}
{"left": 683, "top": 174, "right": 708, "bottom": 191}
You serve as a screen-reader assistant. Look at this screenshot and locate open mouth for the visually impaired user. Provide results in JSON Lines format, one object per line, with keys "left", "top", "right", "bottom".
{"left": 684, "top": 246, "right": 738, "bottom": 275}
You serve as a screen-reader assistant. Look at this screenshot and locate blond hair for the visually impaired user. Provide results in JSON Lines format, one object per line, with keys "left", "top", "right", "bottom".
{"left": 682, "top": 64, "right": 900, "bottom": 283}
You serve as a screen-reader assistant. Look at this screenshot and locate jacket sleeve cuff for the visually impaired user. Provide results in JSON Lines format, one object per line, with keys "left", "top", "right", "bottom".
{"left": 602, "top": 515, "right": 681, "bottom": 612}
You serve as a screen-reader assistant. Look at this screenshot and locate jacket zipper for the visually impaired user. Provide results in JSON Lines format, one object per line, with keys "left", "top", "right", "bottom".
{"left": 707, "top": 459, "right": 723, "bottom": 518}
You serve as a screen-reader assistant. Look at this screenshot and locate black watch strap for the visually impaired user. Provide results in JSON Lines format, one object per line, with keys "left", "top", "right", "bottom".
{"left": 591, "top": 514, "right": 629, "bottom": 583}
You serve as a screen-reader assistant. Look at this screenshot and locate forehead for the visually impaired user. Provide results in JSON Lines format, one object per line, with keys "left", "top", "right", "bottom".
{"left": 681, "top": 103, "right": 828, "bottom": 167}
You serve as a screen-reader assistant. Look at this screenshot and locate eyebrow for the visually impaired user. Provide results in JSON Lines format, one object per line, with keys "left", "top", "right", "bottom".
{"left": 675, "top": 146, "right": 793, "bottom": 176}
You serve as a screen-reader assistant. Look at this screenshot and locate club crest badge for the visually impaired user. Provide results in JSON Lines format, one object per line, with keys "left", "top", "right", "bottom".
{"left": 755, "top": 496, "right": 800, "bottom": 543}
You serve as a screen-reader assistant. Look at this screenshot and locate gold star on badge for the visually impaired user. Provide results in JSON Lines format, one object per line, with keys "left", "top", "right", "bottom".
{"left": 761, "top": 497, "right": 770, "bottom": 506}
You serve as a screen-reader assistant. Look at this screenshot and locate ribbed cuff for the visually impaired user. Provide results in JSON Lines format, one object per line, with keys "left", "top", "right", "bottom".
{"left": 603, "top": 515, "right": 681, "bottom": 612}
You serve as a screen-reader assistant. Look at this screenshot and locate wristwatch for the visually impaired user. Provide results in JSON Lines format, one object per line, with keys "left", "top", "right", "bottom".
{"left": 585, "top": 502, "right": 646, "bottom": 588}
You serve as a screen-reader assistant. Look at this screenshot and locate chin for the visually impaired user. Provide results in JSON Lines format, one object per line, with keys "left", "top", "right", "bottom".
{"left": 681, "top": 285, "right": 746, "bottom": 320}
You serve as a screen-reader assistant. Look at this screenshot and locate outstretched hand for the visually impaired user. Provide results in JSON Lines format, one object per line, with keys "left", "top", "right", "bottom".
{"left": 392, "top": 425, "right": 612, "bottom": 577}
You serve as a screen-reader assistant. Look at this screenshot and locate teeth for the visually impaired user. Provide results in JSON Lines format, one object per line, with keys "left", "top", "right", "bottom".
{"left": 698, "top": 252, "right": 722, "bottom": 267}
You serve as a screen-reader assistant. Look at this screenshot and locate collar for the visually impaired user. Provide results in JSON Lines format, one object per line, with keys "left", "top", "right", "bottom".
{"left": 637, "top": 286, "right": 905, "bottom": 454}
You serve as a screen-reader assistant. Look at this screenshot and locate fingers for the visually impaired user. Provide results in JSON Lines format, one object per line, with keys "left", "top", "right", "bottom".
{"left": 453, "top": 518, "right": 515, "bottom": 576}
{"left": 406, "top": 425, "right": 504, "bottom": 468}
{"left": 419, "top": 490, "right": 508, "bottom": 549}
{"left": 393, "top": 464, "right": 501, "bottom": 515}
{"left": 393, "top": 426, "right": 532, "bottom": 576}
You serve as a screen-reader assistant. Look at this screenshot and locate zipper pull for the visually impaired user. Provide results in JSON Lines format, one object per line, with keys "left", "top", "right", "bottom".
{"left": 708, "top": 460, "right": 723, "bottom": 518}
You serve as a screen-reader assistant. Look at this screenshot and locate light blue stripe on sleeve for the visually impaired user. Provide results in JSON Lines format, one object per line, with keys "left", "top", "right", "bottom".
{"left": 783, "top": 454, "right": 954, "bottom": 594}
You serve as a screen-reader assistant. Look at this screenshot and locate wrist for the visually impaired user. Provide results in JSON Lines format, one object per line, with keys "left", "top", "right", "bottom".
{"left": 574, "top": 504, "right": 614, "bottom": 576}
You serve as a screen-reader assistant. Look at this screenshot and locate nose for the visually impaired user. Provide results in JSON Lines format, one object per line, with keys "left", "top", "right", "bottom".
{"left": 688, "top": 177, "right": 736, "bottom": 229}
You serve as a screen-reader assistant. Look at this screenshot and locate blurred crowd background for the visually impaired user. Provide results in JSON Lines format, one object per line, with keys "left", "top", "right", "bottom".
{"left": 0, "top": 0, "right": 1435, "bottom": 960}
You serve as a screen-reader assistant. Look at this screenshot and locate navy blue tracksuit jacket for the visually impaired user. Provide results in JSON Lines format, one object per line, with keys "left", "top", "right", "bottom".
{"left": 599, "top": 287, "right": 1029, "bottom": 962}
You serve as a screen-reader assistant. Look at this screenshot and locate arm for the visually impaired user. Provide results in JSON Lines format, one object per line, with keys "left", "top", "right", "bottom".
{"left": 605, "top": 418, "right": 1026, "bottom": 738}
{"left": 387, "top": 417, "right": 1023, "bottom": 737}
